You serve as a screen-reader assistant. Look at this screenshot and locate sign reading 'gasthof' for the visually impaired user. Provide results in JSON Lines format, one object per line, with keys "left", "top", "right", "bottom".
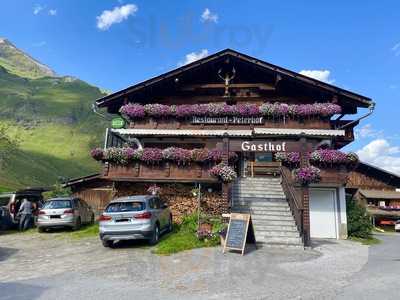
{"left": 192, "top": 116, "right": 264, "bottom": 124}
{"left": 241, "top": 141, "right": 287, "bottom": 152}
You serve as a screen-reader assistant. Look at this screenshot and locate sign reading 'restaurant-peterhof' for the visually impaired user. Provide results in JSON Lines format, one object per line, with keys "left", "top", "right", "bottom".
{"left": 192, "top": 116, "right": 264, "bottom": 124}
{"left": 241, "top": 141, "right": 287, "bottom": 152}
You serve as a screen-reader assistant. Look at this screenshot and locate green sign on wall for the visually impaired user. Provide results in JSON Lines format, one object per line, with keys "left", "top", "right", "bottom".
{"left": 111, "top": 117, "right": 125, "bottom": 129}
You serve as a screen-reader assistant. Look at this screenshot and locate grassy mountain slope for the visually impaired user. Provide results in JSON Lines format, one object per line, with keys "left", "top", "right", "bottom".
{"left": 0, "top": 61, "right": 107, "bottom": 189}
{"left": 0, "top": 38, "right": 55, "bottom": 79}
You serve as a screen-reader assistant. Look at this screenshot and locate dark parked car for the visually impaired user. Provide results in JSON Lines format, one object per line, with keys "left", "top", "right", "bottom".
{"left": 0, "top": 188, "right": 47, "bottom": 230}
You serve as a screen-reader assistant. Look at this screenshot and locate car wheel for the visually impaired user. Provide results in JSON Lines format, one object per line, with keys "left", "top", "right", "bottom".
{"left": 38, "top": 227, "right": 45, "bottom": 233}
{"left": 167, "top": 215, "right": 173, "bottom": 233}
{"left": 102, "top": 239, "right": 114, "bottom": 248}
{"left": 73, "top": 217, "right": 81, "bottom": 231}
{"left": 149, "top": 224, "right": 160, "bottom": 245}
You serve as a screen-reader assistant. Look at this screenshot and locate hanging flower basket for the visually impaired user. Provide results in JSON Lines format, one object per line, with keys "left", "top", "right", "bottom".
{"left": 209, "top": 163, "right": 237, "bottom": 183}
{"left": 293, "top": 166, "right": 321, "bottom": 185}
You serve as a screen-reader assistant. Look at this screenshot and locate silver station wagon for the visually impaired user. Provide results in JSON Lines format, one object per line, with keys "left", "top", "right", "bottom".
{"left": 99, "top": 195, "right": 172, "bottom": 247}
{"left": 37, "top": 197, "right": 94, "bottom": 232}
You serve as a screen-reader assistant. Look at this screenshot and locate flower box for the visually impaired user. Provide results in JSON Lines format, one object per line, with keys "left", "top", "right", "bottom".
{"left": 105, "top": 161, "right": 216, "bottom": 181}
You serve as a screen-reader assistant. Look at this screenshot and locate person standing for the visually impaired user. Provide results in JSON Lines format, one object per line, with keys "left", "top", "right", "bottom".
{"left": 18, "top": 198, "right": 33, "bottom": 231}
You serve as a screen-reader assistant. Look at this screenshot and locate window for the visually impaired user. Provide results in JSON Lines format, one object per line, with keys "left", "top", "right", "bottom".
{"left": 255, "top": 152, "right": 273, "bottom": 162}
{"left": 153, "top": 197, "right": 161, "bottom": 209}
{"left": 0, "top": 196, "right": 11, "bottom": 207}
{"left": 73, "top": 199, "right": 80, "bottom": 208}
{"left": 43, "top": 200, "right": 72, "bottom": 209}
{"left": 105, "top": 202, "right": 145, "bottom": 212}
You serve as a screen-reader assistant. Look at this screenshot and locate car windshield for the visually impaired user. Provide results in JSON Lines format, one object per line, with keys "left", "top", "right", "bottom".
{"left": 43, "top": 200, "right": 72, "bottom": 209}
{"left": 105, "top": 202, "right": 145, "bottom": 213}
{"left": 0, "top": 195, "right": 11, "bottom": 206}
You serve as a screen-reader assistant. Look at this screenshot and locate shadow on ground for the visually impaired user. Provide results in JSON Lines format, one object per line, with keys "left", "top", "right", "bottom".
{"left": 0, "top": 247, "right": 18, "bottom": 262}
{"left": 311, "top": 238, "right": 338, "bottom": 248}
{"left": 0, "top": 282, "right": 47, "bottom": 300}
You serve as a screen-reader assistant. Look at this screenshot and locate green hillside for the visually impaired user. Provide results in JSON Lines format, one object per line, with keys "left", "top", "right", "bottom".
{"left": 0, "top": 41, "right": 108, "bottom": 190}
{"left": 0, "top": 38, "right": 55, "bottom": 79}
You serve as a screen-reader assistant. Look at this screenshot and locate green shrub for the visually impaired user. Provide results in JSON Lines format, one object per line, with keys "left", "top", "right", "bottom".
{"left": 347, "top": 200, "right": 373, "bottom": 238}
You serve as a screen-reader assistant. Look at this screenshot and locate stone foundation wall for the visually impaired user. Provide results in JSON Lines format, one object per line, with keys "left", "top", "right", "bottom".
{"left": 114, "top": 182, "right": 228, "bottom": 223}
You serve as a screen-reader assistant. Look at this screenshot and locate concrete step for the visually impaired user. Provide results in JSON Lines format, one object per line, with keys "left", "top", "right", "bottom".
{"left": 251, "top": 224, "right": 298, "bottom": 231}
{"left": 252, "top": 219, "right": 296, "bottom": 226}
{"left": 255, "top": 236, "right": 303, "bottom": 245}
{"left": 233, "top": 184, "right": 283, "bottom": 188}
{"left": 261, "top": 230, "right": 300, "bottom": 238}
{"left": 233, "top": 199, "right": 288, "bottom": 206}
{"left": 231, "top": 207, "right": 291, "bottom": 214}
{"left": 238, "top": 178, "right": 281, "bottom": 182}
{"left": 232, "top": 192, "right": 285, "bottom": 198}
{"left": 256, "top": 241, "right": 304, "bottom": 249}
{"left": 251, "top": 214, "right": 294, "bottom": 221}
{"left": 232, "top": 188, "right": 284, "bottom": 193}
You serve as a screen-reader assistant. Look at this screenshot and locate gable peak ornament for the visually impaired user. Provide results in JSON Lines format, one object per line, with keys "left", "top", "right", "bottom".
{"left": 218, "top": 67, "right": 236, "bottom": 97}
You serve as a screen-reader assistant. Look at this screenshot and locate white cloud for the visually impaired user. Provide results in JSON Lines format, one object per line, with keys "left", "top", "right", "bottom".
{"left": 178, "top": 49, "right": 209, "bottom": 66}
{"left": 355, "top": 124, "right": 384, "bottom": 139}
{"left": 201, "top": 8, "right": 218, "bottom": 23}
{"left": 356, "top": 139, "right": 400, "bottom": 175}
{"left": 391, "top": 42, "right": 400, "bottom": 56}
{"left": 33, "top": 4, "right": 44, "bottom": 15}
{"left": 299, "top": 70, "right": 334, "bottom": 84}
{"left": 49, "top": 9, "right": 57, "bottom": 16}
{"left": 96, "top": 4, "right": 138, "bottom": 31}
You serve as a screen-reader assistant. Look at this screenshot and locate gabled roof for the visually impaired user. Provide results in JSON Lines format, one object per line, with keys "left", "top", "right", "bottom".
{"left": 359, "top": 189, "right": 400, "bottom": 200}
{"left": 95, "top": 48, "right": 373, "bottom": 110}
{"left": 355, "top": 162, "right": 400, "bottom": 188}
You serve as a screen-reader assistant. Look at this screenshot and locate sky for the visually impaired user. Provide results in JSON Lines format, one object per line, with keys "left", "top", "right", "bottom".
{"left": 0, "top": 0, "right": 399, "bottom": 174}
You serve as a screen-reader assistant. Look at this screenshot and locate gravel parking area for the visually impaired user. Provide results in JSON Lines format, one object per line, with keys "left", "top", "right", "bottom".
{"left": 0, "top": 230, "right": 369, "bottom": 300}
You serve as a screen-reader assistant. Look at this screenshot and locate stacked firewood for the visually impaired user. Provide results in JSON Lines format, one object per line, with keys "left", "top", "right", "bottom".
{"left": 113, "top": 182, "right": 227, "bottom": 223}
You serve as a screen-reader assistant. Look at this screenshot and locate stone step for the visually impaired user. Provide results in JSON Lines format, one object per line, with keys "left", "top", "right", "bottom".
{"left": 252, "top": 219, "right": 296, "bottom": 226}
{"left": 256, "top": 241, "right": 304, "bottom": 249}
{"left": 238, "top": 177, "right": 281, "bottom": 182}
{"left": 232, "top": 192, "right": 285, "bottom": 198}
{"left": 260, "top": 230, "right": 300, "bottom": 238}
{"left": 251, "top": 224, "right": 298, "bottom": 232}
{"left": 231, "top": 207, "right": 291, "bottom": 214}
{"left": 233, "top": 198, "right": 288, "bottom": 206}
{"left": 233, "top": 183, "right": 283, "bottom": 187}
{"left": 255, "top": 236, "right": 303, "bottom": 245}
{"left": 251, "top": 214, "right": 294, "bottom": 221}
{"left": 232, "top": 187, "right": 284, "bottom": 193}
{"left": 235, "top": 180, "right": 282, "bottom": 184}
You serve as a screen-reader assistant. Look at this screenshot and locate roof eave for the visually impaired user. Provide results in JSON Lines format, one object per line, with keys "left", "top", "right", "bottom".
{"left": 95, "top": 48, "right": 373, "bottom": 109}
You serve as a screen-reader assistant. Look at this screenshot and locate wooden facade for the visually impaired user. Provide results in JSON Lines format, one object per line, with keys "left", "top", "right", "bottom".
{"left": 67, "top": 49, "right": 375, "bottom": 244}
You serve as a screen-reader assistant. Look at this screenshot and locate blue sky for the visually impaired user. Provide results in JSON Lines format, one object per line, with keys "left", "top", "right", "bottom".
{"left": 1, "top": 1, "right": 399, "bottom": 174}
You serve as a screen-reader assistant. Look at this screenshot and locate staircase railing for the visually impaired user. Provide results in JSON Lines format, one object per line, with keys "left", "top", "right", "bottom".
{"left": 280, "top": 166, "right": 304, "bottom": 241}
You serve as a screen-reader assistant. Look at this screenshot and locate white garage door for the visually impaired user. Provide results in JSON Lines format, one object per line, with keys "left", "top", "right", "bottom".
{"left": 310, "top": 189, "right": 337, "bottom": 239}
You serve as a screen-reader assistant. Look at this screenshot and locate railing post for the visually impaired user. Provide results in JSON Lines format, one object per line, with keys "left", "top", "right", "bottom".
{"left": 222, "top": 135, "right": 231, "bottom": 211}
{"left": 300, "top": 136, "right": 311, "bottom": 247}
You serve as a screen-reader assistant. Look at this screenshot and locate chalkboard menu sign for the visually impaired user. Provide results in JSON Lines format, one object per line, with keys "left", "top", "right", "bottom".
{"left": 223, "top": 213, "right": 256, "bottom": 255}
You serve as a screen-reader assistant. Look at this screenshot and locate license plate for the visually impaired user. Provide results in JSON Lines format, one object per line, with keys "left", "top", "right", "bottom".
{"left": 115, "top": 218, "right": 130, "bottom": 223}
{"left": 50, "top": 215, "right": 61, "bottom": 219}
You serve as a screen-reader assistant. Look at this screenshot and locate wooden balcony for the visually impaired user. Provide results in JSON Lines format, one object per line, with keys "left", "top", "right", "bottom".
{"left": 102, "top": 161, "right": 218, "bottom": 183}
{"left": 129, "top": 117, "right": 333, "bottom": 130}
{"left": 318, "top": 167, "right": 349, "bottom": 185}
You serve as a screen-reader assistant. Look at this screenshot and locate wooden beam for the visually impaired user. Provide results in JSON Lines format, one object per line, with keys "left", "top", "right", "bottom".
{"left": 180, "top": 83, "right": 276, "bottom": 91}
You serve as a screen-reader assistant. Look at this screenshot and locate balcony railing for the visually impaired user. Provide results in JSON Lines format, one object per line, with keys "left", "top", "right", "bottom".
{"left": 102, "top": 161, "right": 218, "bottom": 182}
